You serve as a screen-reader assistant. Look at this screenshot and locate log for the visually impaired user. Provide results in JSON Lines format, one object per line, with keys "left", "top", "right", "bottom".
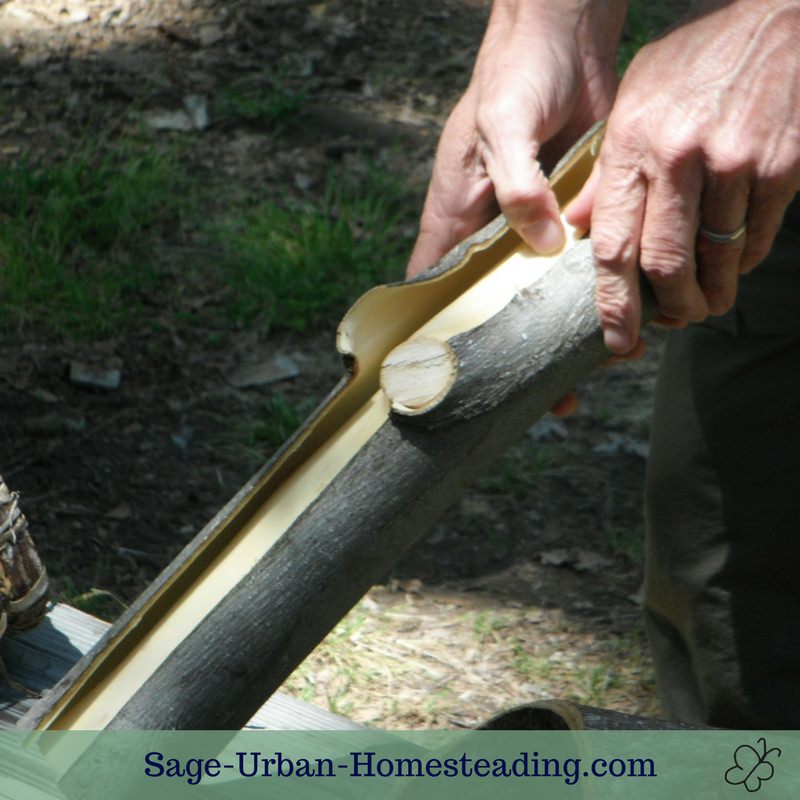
{"left": 21, "top": 123, "right": 657, "bottom": 731}
{"left": 478, "top": 700, "right": 708, "bottom": 731}
{"left": 107, "top": 242, "right": 656, "bottom": 729}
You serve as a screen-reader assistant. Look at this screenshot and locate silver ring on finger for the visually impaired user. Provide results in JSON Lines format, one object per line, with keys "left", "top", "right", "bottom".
{"left": 698, "top": 222, "right": 747, "bottom": 245}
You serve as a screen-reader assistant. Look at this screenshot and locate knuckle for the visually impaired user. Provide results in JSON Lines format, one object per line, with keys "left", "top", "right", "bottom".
{"left": 640, "top": 244, "right": 694, "bottom": 288}
{"left": 475, "top": 96, "right": 518, "bottom": 135}
{"left": 706, "top": 133, "right": 753, "bottom": 179}
{"left": 642, "top": 264, "right": 687, "bottom": 290}
{"left": 495, "top": 180, "right": 548, "bottom": 220}
{"left": 596, "top": 289, "right": 637, "bottom": 332}
{"left": 654, "top": 124, "right": 702, "bottom": 172}
{"left": 475, "top": 93, "right": 545, "bottom": 154}
{"left": 591, "top": 228, "right": 638, "bottom": 270}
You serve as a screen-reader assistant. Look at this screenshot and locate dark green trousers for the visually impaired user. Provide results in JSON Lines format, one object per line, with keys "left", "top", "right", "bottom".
{"left": 644, "top": 205, "right": 800, "bottom": 728}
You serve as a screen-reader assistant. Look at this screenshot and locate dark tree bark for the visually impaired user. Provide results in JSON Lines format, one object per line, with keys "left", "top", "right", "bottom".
{"left": 25, "top": 239, "right": 657, "bottom": 730}
{"left": 20, "top": 124, "right": 667, "bottom": 732}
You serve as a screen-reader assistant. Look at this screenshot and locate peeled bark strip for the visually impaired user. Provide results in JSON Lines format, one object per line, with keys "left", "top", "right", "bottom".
{"left": 111, "top": 243, "right": 650, "bottom": 729}
{"left": 69, "top": 245, "right": 652, "bottom": 730}
{"left": 23, "top": 123, "right": 636, "bottom": 731}
{"left": 109, "top": 247, "right": 607, "bottom": 728}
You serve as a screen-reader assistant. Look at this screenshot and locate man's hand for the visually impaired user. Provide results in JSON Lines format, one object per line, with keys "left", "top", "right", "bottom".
{"left": 406, "top": 0, "right": 626, "bottom": 277}
{"left": 567, "top": 0, "right": 800, "bottom": 353}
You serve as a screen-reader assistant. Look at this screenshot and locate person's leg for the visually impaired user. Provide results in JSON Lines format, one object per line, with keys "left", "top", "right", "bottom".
{"left": 644, "top": 307, "right": 800, "bottom": 727}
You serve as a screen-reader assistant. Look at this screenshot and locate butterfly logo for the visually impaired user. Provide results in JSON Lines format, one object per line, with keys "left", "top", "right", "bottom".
{"left": 724, "top": 737, "right": 781, "bottom": 793}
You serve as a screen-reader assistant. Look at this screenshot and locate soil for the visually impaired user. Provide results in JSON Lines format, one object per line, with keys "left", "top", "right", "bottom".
{"left": 0, "top": 0, "right": 677, "bottom": 727}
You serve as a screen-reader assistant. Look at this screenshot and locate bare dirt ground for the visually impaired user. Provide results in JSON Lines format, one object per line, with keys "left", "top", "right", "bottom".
{"left": 0, "top": 0, "right": 676, "bottom": 727}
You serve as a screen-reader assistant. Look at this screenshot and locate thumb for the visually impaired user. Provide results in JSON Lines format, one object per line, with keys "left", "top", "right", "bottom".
{"left": 481, "top": 125, "right": 565, "bottom": 254}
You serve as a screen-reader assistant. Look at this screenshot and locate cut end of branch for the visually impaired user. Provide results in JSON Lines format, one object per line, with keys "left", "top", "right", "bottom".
{"left": 380, "top": 337, "right": 458, "bottom": 416}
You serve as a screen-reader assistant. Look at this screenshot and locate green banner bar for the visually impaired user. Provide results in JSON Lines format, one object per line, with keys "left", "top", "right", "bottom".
{"left": 1, "top": 730, "right": 797, "bottom": 799}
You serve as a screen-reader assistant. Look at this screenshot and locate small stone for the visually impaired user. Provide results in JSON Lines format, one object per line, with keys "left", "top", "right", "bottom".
{"left": 144, "top": 109, "right": 194, "bottom": 132}
{"left": 197, "top": 24, "right": 225, "bottom": 46}
{"left": 30, "top": 388, "right": 59, "bottom": 404}
{"left": 170, "top": 425, "right": 194, "bottom": 451}
{"left": 183, "top": 94, "right": 209, "bottom": 130}
{"left": 226, "top": 355, "right": 300, "bottom": 389}
{"left": 69, "top": 359, "right": 122, "bottom": 390}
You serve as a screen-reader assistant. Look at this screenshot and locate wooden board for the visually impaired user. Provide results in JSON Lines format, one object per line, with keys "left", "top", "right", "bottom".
{"left": 1, "top": 603, "right": 363, "bottom": 731}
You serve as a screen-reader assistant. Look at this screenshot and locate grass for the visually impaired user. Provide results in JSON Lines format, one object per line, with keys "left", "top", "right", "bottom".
{"left": 0, "top": 130, "right": 417, "bottom": 340}
{"left": 477, "top": 441, "right": 558, "bottom": 500}
{"left": 602, "top": 490, "right": 644, "bottom": 564}
{"left": 575, "top": 663, "right": 623, "bottom": 706}
{"left": 511, "top": 644, "right": 554, "bottom": 683}
{"left": 571, "top": 633, "right": 656, "bottom": 708}
{"left": 472, "top": 611, "right": 514, "bottom": 643}
{"left": 215, "top": 72, "right": 306, "bottom": 130}
{"left": 0, "top": 138, "right": 182, "bottom": 336}
{"left": 237, "top": 392, "right": 320, "bottom": 460}
{"left": 60, "top": 577, "right": 127, "bottom": 622}
{"left": 216, "top": 168, "right": 415, "bottom": 333}
{"left": 281, "top": 589, "right": 659, "bottom": 727}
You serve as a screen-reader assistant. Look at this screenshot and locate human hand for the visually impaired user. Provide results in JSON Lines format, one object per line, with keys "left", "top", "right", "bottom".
{"left": 406, "top": 0, "right": 625, "bottom": 277}
{"left": 567, "top": 0, "right": 800, "bottom": 354}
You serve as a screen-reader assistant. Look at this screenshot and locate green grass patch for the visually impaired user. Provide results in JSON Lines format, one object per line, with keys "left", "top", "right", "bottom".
{"left": 477, "top": 441, "right": 558, "bottom": 500}
{"left": 59, "top": 578, "right": 127, "bottom": 622}
{"left": 215, "top": 72, "right": 305, "bottom": 129}
{"left": 245, "top": 392, "right": 315, "bottom": 450}
{"left": 216, "top": 169, "right": 415, "bottom": 332}
{"left": 0, "top": 139, "right": 183, "bottom": 336}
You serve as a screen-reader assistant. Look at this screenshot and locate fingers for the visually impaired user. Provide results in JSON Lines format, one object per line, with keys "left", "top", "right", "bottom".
{"left": 739, "top": 181, "right": 795, "bottom": 273}
{"left": 653, "top": 314, "right": 688, "bottom": 330}
{"left": 571, "top": 127, "right": 758, "bottom": 349}
{"left": 550, "top": 392, "right": 579, "bottom": 418}
{"left": 585, "top": 146, "right": 647, "bottom": 355}
{"left": 696, "top": 166, "right": 750, "bottom": 314}
{"left": 406, "top": 95, "right": 498, "bottom": 278}
{"left": 638, "top": 151, "right": 708, "bottom": 323}
{"left": 603, "top": 336, "right": 647, "bottom": 366}
{"left": 480, "top": 130, "right": 566, "bottom": 255}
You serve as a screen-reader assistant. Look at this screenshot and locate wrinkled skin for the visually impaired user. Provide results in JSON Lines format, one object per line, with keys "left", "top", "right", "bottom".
{"left": 409, "top": 0, "right": 800, "bottom": 355}
{"left": 407, "top": 0, "right": 624, "bottom": 275}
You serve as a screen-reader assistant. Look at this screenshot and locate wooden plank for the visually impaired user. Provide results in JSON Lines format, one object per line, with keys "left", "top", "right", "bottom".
{"left": 0, "top": 603, "right": 363, "bottom": 731}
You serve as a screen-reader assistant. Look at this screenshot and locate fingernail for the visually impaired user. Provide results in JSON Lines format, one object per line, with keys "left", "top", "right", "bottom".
{"left": 522, "top": 217, "right": 566, "bottom": 255}
{"left": 603, "top": 326, "right": 634, "bottom": 355}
